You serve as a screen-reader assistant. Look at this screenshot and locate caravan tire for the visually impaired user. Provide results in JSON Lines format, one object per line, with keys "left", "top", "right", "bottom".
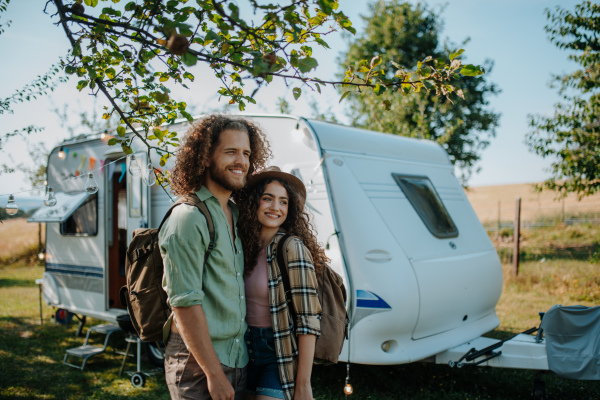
{"left": 131, "top": 373, "right": 145, "bottom": 388}
{"left": 144, "top": 342, "right": 165, "bottom": 367}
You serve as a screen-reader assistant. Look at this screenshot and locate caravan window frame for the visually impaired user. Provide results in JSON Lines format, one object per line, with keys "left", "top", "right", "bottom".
{"left": 60, "top": 193, "right": 99, "bottom": 236}
{"left": 392, "top": 173, "right": 458, "bottom": 239}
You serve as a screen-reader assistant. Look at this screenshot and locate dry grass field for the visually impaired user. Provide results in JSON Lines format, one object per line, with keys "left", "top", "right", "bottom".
{"left": 0, "top": 218, "right": 44, "bottom": 262}
{"left": 465, "top": 183, "right": 600, "bottom": 225}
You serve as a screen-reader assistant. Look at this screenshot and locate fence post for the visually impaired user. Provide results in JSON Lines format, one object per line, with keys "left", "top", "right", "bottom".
{"left": 497, "top": 200, "right": 501, "bottom": 232}
{"left": 513, "top": 197, "right": 521, "bottom": 276}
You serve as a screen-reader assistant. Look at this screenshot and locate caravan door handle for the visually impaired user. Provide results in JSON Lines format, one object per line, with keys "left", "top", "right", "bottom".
{"left": 364, "top": 249, "right": 392, "bottom": 263}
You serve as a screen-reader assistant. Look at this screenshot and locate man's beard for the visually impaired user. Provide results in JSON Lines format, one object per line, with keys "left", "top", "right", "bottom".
{"left": 207, "top": 163, "right": 247, "bottom": 191}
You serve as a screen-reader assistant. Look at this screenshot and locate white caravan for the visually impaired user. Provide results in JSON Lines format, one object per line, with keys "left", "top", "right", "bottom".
{"left": 30, "top": 115, "right": 547, "bottom": 370}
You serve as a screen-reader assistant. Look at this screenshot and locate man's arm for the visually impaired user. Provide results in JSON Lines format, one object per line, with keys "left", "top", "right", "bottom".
{"left": 173, "top": 304, "right": 234, "bottom": 400}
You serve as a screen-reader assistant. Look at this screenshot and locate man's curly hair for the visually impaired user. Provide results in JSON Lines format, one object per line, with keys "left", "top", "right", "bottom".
{"left": 234, "top": 177, "right": 328, "bottom": 275}
{"left": 170, "top": 114, "right": 271, "bottom": 196}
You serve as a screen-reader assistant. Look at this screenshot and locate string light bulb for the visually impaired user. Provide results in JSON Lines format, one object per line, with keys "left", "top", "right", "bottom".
{"left": 129, "top": 154, "right": 142, "bottom": 176}
{"left": 85, "top": 172, "right": 99, "bottom": 194}
{"left": 58, "top": 147, "right": 66, "bottom": 159}
{"left": 142, "top": 163, "right": 157, "bottom": 186}
{"left": 100, "top": 132, "right": 106, "bottom": 140}
{"left": 344, "top": 383, "right": 353, "bottom": 396}
{"left": 44, "top": 186, "right": 57, "bottom": 207}
{"left": 344, "top": 362, "right": 353, "bottom": 396}
{"left": 5, "top": 194, "right": 18, "bottom": 216}
{"left": 38, "top": 252, "right": 45, "bottom": 260}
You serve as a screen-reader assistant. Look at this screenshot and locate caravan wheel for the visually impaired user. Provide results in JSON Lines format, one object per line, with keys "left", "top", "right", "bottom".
{"left": 131, "top": 373, "right": 145, "bottom": 388}
{"left": 144, "top": 342, "right": 165, "bottom": 367}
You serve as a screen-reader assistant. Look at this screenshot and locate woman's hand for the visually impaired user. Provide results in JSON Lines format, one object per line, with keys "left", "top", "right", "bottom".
{"left": 293, "top": 381, "right": 314, "bottom": 400}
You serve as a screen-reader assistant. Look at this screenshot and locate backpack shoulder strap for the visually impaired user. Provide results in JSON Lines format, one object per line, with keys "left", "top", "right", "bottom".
{"left": 158, "top": 193, "right": 216, "bottom": 261}
{"left": 178, "top": 193, "right": 215, "bottom": 256}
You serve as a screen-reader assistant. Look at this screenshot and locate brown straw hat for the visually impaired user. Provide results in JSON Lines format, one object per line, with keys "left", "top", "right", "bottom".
{"left": 246, "top": 166, "right": 307, "bottom": 207}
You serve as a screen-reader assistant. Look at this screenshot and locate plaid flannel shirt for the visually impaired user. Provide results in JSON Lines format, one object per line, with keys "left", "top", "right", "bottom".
{"left": 266, "top": 231, "right": 322, "bottom": 400}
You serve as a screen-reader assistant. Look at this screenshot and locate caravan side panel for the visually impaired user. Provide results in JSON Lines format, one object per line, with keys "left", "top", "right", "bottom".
{"left": 44, "top": 142, "right": 108, "bottom": 317}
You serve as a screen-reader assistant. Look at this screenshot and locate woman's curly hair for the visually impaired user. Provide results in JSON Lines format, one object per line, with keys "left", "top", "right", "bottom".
{"left": 170, "top": 114, "right": 271, "bottom": 196}
{"left": 235, "top": 177, "right": 328, "bottom": 275}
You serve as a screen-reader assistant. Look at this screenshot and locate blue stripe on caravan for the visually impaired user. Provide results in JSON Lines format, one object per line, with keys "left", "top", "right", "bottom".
{"left": 356, "top": 290, "right": 392, "bottom": 309}
{"left": 46, "top": 263, "right": 103, "bottom": 279}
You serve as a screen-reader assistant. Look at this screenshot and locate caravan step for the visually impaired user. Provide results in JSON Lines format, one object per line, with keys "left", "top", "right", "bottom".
{"left": 63, "top": 323, "right": 122, "bottom": 370}
{"left": 66, "top": 345, "right": 106, "bottom": 358}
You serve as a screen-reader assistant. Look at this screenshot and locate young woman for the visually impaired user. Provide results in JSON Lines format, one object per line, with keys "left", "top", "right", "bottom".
{"left": 235, "top": 166, "right": 327, "bottom": 400}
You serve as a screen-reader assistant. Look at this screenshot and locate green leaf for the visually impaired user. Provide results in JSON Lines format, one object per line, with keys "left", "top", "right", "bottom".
{"left": 460, "top": 64, "right": 485, "bottom": 77}
{"left": 370, "top": 55, "right": 382, "bottom": 68}
{"left": 105, "top": 67, "right": 116, "bottom": 79}
{"left": 382, "top": 100, "right": 391, "bottom": 111}
{"left": 181, "top": 110, "right": 194, "bottom": 123}
{"left": 449, "top": 49, "right": 465, "bottom": 60}
{"left": 121, "top": 144, "right": 133, "bottom": 155}
{"left": 339, "top": 91, "right": 351, "bottom": 103}
{"left": 315, "top": 38, "right": 331, "bottom": 49}
{"left": 204, "top": 30, "right": 221, "bottom": 44}
{"left": 84, "top": 0, "right": 99, "bottom": 7}
{"left": 293, "top": 87, "right": 301, "bottom": 100}
{"left": 298, "top": 57, "right": 318, "bottom": 73}
{"left": 155, "top": 92, "right": 170, "bottom": 104}
{"left": 76, "top": 80, "right": 88, "bottom": 91}
{"left": 107, "top": 138, "right": 117, "bottom": 146}
{"left": 317, "top": 0, "right": 336, "bottom": 15}
{"left": 374, "top": 83, "right": 386, "bottom": 96}
{"left": 181, "top": 53, "right": 197, "bottom": 66}
{"left": 116, "top": 126, "right": 126, "bottom": 137}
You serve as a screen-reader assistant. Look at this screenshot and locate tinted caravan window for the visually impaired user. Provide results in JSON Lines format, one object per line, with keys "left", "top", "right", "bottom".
{"left": 392, "top": 174, "right": 458, "bottom": 238}
{"left": 60, "top": 193, "right": 98, "bottom": 236}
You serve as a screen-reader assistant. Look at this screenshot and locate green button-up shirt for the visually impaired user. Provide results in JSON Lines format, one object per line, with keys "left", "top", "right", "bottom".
{"left": 159, "top": 186, "right": 248, "bottom": 368}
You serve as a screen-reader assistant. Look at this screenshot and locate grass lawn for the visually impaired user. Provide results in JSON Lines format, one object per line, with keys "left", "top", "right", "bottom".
{"left": 2, "top": 261, "right": 600, "bottom": 399}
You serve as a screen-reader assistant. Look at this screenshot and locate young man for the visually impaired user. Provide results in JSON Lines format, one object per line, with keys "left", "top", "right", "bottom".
{"left": 159, "top": 115, "right": 271, "bottom": 400}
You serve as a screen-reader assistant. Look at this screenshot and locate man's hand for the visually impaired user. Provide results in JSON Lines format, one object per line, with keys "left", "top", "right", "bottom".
{"left": 207, "top": 371, "right": 235, "bottom": 400}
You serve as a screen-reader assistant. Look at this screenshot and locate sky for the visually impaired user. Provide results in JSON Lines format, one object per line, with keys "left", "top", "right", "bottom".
{"left": 0, "top": 0, "right": 580, "bottom": 201}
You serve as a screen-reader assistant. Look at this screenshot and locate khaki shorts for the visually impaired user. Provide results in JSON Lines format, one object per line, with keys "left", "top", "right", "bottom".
{"left": 165, "top": 332, "right": 247, "bottom": 400}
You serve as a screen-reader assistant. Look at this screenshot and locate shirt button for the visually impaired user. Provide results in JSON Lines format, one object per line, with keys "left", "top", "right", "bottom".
{"left": 240, "top": 295, "right": 244, "bottom": 299}
{"left": 235, "top": 339, "right": 239, "bottom": 343}
{"left": 237, "top": 272, "right": 241, "bottom": 276}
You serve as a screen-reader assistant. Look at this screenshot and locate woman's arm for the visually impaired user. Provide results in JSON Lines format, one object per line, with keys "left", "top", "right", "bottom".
{"left": 294, "top": 334, "right": 317, "bottom": 400}
{"left": 284, "top": 238, "right": 322, "bottom": 400}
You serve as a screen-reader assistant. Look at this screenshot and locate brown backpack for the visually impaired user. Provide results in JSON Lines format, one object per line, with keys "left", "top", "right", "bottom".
{"left": 120, "top": 193, "right": 214, "bottom": 343}
{"left": 276, "top": 234, "right": 349, "bottom": 364}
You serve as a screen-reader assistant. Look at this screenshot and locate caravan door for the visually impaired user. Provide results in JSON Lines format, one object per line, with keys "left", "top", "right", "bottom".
{"left": 126, "top": 154, "right": 150, "bottom": 242}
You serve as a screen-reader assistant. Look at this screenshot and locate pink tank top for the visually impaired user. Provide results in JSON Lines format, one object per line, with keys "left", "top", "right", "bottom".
{"left": 244, "top": 248, "right": 272, "bottom": 328}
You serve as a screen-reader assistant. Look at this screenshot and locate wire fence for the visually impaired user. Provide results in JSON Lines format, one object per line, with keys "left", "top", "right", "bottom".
{"left": 464, "top": 186, "right": 600, "bottom": 264}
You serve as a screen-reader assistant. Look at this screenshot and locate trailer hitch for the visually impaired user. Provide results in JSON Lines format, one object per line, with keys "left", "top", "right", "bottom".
{"left": 449, "top": 326, "right": 538, "bottom": 368}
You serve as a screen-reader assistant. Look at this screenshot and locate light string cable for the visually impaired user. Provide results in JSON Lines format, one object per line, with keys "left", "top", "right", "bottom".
{"left": 0, "top": 150, "right": 151, "bottom": 213}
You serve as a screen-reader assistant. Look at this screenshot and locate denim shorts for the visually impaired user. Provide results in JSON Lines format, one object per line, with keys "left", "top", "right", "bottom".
{"left": 245, "top": 326, "right": 285, "bottom": 399}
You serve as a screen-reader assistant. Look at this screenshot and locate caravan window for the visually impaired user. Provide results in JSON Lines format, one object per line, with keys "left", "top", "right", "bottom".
{"left": 60, "top": 193, "right": 98, "bottom": 236}
{"left": 392, "top": 174, "right": 458, "bottom": 238}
